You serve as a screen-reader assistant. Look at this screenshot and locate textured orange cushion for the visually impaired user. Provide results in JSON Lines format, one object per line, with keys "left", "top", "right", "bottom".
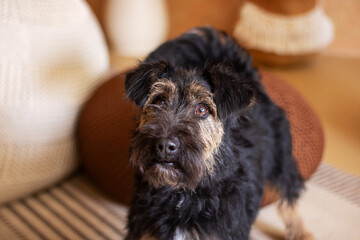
{"left": 260, "top": 71, "right": 324, "bottom": 205}
{"left": 77, "top": 70, "right": 324, "bottom": 206}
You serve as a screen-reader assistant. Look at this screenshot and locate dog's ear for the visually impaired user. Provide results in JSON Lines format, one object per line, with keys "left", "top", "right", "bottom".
{"left": 204, "top": 63, "right": 258, "bottom": 119}
{"left": 125, "top": 61, "right": 173, "bottom": 106}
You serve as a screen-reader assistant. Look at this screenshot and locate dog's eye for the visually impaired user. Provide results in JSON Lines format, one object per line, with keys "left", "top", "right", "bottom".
{"left": 151, "top": 96, "right": 166, "bottom": 105}
{"left": 195, "top": 104, "right": 209, "bottom": 118}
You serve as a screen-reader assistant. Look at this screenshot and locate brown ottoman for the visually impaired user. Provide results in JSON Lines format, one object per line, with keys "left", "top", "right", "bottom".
{"left": 76, "top": 70, "right": 324, "bottom": 206}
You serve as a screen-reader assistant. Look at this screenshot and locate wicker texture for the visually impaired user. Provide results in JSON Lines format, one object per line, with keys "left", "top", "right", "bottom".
{"left": 0, "top": 0, "right": 109, "bottom": 203}
{"left": 78, "top": 71, "right": 324, "bottom": 206}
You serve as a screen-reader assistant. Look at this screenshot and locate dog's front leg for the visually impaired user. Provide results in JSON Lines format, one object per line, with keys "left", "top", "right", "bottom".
{"left": 278, "top": 201, "right": 313, "bottom": 240}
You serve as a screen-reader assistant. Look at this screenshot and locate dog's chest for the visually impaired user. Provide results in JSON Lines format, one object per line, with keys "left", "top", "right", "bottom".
{"left": 173, "top": 228, "right": 189, "bottom": 240}
{"left": 173, "top": 228, "right": 218, "bottom": 240}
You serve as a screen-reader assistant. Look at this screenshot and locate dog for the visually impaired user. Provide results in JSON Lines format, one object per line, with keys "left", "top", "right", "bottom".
{"left": 124, "top": 27, "right": 311, "bottom": 240}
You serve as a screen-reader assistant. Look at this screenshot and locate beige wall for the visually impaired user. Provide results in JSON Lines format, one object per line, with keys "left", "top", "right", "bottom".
{"left": 321, "top": 0, "right": 360, "bottom": 58}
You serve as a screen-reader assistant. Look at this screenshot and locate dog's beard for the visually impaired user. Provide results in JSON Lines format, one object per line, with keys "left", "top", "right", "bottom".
{"left": 129, "top": 126, "right": 209, "bottom": 190}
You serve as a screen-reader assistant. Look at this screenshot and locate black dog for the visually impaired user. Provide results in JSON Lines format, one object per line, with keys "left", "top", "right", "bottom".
{"left": 124, "top": 27, "right": 311, "bottom": 240}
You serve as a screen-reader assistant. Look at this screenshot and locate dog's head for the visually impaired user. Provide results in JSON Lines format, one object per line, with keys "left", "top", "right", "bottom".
{"left": 125, "top": 61, "right": 257, "bottom": 190}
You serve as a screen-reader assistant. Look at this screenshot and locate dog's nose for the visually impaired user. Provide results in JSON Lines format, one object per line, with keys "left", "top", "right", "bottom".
{"left": 156, "top": 138, "right": 179, "bottom": 156}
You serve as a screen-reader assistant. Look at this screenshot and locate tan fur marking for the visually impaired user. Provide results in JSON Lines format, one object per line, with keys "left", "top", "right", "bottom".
{"left": 188, "top": 82, "right": 224, "bottom": 173}
{"left": 278, "top": 201, "right": 313, "bottom": 240}
{"left": 145, "top": 163, "right": 184, "bottom": 189}
{"left": 248, "top": 95, "right": 257, "bottom": 109}
{"left": 197, "top": 115, "right": 224, "bottom": 173}
{"left": 146, "top": 79, "right": 176, "bottom": 105}
{"left": 140, "top": 79, "right": 176, "bottom": 127}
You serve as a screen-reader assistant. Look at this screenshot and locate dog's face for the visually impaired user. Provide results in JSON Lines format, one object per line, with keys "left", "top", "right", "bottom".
{"left": 125, "top": 61, "right": 256, "bottom": 190}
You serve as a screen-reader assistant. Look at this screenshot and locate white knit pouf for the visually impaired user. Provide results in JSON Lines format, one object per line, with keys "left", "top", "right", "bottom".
{"left": 0, "top": 0, "right": 109, "bottom": 203}
{"left": 233, "top": 1, "right": 334, "bottom": 56}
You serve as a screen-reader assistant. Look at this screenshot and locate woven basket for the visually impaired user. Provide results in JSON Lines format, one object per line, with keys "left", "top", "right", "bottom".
{"left": 0, "top": 0, "right": 109, "bottom": 203}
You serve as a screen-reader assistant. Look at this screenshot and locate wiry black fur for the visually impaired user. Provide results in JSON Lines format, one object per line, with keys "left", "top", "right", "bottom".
{"left": 125, "top": 27, "right": 304, "bottom": 240}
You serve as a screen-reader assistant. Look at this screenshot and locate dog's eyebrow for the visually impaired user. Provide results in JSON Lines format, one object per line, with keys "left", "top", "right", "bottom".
{"left": 146, "top": 80, "right": 176, "bottom": 104}
{"left": 187, "top": 82, "right": 214, "bottom": 100}
{"left": 152, "top": 79, "right": 176, "bottom": 90}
